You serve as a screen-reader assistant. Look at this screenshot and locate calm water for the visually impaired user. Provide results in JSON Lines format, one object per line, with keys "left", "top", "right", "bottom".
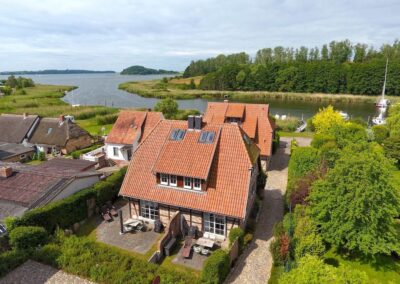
{"left": 0, "top": 73, "right": 377, "bottom": 120}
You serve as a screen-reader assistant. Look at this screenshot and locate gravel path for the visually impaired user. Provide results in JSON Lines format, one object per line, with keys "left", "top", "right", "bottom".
{"left": 225, "top": 137, "right": 311, "bottom": 284}
{"left": 0, "top": 260, "right": 95, "bottom": 284}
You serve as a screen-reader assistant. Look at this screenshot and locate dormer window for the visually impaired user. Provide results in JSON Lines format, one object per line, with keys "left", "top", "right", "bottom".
{"left": 193, "top": 178, "right": 201, "bottom": 190}
{"left": 160, "top": 173, "right": 168, "bottom": 185}
{"left": 184, "top": 177, "right": 192, "bottom": 189}
{"left": 170, "top": 175, "right": 177, "bottom": 186}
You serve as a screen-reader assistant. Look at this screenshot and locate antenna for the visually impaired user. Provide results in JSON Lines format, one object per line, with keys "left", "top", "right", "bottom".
{"left": 382, "top": 58, "right": 388, "bottom": 99}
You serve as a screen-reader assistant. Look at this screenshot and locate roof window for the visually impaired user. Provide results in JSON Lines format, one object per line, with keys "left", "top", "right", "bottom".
{"left": 199, "top": 131, "right": 215, "bottom": 143}
{"left": 170, "top": 129, "right": 186, "bottom": 140}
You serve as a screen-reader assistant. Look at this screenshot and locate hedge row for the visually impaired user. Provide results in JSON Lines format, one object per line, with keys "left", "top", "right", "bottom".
{"left": 34, "top": 234, "right": 198, "bottom": 284}
{"left": 201, "top": 249, "right": 230, "bottom": 284}
{"left": 6, "top": 167, "right": 127, "bottom": 233}
{"left": 71, "top": 144, "right": 102, "bottom": 159}
{"left": 0, "top": 250, "right": 28, "bottom": 278}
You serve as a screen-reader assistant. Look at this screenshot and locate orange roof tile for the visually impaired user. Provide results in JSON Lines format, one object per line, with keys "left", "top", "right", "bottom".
{"left": 203, "top": 102, "right": 274, "bottom": 158}
{"left": 105, "top": 111, "right": 162, "bottom": 145}
{"left": 226, "top": 104, "right": 245, "bottom": 118}
{"left": 119, "top": 120, "right": 258, "bottom": 219}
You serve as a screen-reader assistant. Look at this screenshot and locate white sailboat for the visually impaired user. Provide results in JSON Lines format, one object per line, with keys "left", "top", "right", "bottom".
{"left": 372, "top": 109, "right": 386, "bottom": 125}
{"left": 375, "top": 59, "right": 390, "bottom": 109}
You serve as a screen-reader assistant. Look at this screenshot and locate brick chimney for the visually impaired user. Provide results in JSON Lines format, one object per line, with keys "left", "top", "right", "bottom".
{"left": 0, "top": 167, "right": 13, "bottom": 178}
{"left": 59, "top": 115, "right": 65, "bottom": 122}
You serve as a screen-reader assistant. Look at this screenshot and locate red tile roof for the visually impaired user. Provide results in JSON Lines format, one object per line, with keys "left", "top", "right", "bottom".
{"left": 105, "top": 111, "right": 162, "bottom": 145}
{"left": 203, "top": 102, "right": 275, "bottom": 158}
{"left": 119, "top": 120, "right": 259, "bottom": 219}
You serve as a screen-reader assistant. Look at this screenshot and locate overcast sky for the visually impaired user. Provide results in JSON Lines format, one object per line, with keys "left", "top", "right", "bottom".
{"left": 0, "top": 0, "right": 399, "bottom": 72}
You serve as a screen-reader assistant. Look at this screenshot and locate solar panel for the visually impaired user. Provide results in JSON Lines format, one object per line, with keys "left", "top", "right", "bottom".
{"left": 199, "top": 131, "right": 208, "bottom": 143}
{"left": 206, "top": 132, "right": 215, "bottom": 143}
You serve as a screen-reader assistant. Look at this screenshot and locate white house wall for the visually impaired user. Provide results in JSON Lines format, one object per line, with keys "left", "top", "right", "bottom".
{"left": 52, "top": 175, "right": 100, "bottom": 202}
{"left": 106, "top": 143, "right": 132, "bottom": 161}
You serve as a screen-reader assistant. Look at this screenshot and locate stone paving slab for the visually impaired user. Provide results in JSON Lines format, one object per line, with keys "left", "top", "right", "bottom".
{"left": 0, "top": 260, "right": 95, "bottom": 284}
{"left": 225, "top": 137, "right": 311, "bottom": 283}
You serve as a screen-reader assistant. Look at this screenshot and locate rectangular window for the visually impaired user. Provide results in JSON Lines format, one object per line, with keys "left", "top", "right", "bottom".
{"left": 169, "top": 175, "right": 177, "bottom": 186}
{"left": 204, "top": 213, "right": 225, "bottom": 236}
{"left": 140, "top": 200, "right": 159, "bottom": 220}
{"left": 184, "top": 177, "right": 192, "bottom": 189}
{"left": 160, "top": 173, "right": 168, "bottom": 185}
{"left": 193, "top": 178, "right": 201, "bottom": 190}
{"left": 113, "top": 147, "right": 118, "bottom": 156}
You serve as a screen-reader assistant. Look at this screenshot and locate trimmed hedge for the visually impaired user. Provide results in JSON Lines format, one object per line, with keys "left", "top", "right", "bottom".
{"left": 201, "top": 249, "right": 230, "bottom": 284}
{"left": 229, "top": 228, "right": 245, "bottom": 252}
{"left": 0, "top": 250, "right": 28, "bottom": 277}
{"left": 9, "top": 226, "right": 48, "bottom": 251}
{"left": 95, "top": 167, "right": 127, "bottom": 206}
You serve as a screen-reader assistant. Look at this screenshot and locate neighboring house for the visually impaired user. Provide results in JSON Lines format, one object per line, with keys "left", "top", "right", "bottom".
{"left": 0, "top": 142, "right": 35, "bottom": 162}
{"left": 0, "top": 113, "right": 40, "bottom": 144}
{"left": 203, "top": 101, "right": 275, "bottom": 169}
{"left": 28, "top": 116, "right": 92, "bottom": 154}
{"left": 119, "top": 116, "right": 260, "bottom": 240}
{"left": 0, "top": 158, "right": 101, "bottom": 223}
{"left": 105, "top": 110, "right": 163, "bottom": 161}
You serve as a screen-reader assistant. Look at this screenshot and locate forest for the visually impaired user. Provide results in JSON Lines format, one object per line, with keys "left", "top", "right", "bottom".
{"left": 183, "top": 40, "right": 400, "bottom": 96}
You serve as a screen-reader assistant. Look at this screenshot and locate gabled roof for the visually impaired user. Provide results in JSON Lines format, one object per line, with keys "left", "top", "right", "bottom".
{"left": 29, "top": 118, "right": 90, "bottom": 147}
{"left": 0, "top": 159, "right": 100, "bottom": 208}
{"left": 119, "top": 120, "right": 260, "bottom": 219}
{"left": 0, "top": 142, "right": 34, "bottom": 161}
{"left": 152, "top": 122, "right": 221, "bottom": 180}
{"left": 0, "top": 114, "right": 39, "bottom": 143}
{"left": 105, "top": 111, "right": 163, "bottom": 145}
{"left": 203, "top": 102, "right": 275, "bottom": 157}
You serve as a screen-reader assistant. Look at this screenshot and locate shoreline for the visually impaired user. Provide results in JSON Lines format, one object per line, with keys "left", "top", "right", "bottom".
{"left": 119, "top": 79, "right": 400, "bottom": 104}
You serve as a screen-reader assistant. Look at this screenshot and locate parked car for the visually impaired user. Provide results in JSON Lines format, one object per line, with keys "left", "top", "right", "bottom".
{"left": 0, "top": 223, "right": 7, "bottom": 237}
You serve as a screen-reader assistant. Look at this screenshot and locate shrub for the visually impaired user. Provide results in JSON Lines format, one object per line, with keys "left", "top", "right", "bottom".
{"left": 272, "top": 132, "right": 280, "bottom": 154}
{"left": 71, "top": 145, "right": 100, "bottom": 159}
{"left": 229, "top": 227, "right": 245, "bottom": 251}
{"left": 294, "top": 232, "right": 325, "bottom": 259}
{"left": 290, "top": 138, "right": 298, "bottom": 154}
{"left": 243, "top": 233, "right": 253, "bottom": 247}
{"left": 288, "top": 147, "right": 321, "bottom": 181}
{"left": 96, "top": 113, "right": 118, "bottom": 125}
{"left": 0, "top": 250, "right": 28, "bottom": 277}
{"left": 201, "top": 249, "right": 230, "bottom": 284}
{"left": 311, "top": 134, "right": 336, "bottom": 149}
{"left": 9, "top": 226, "right": 48, "bottom": 250}
{"left": 32, "top": 243, "right": 61, "bottom": 268}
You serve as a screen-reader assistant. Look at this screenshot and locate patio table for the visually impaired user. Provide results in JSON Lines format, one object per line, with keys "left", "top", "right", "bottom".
{"left": 123, "top": 219, "right": 143, "bottom": 232}
{"left": 196, "top": 237, "right": 215, "bottom": 248}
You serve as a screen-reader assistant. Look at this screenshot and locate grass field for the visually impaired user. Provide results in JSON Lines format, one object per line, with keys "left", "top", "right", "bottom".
{"left": 119, "top": 78, "right": 400, "bottom": 104}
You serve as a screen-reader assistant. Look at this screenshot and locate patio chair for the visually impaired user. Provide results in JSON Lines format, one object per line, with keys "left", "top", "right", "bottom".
{"left": 193, "top": 244, "right": 202, "bottom": 254}
{"left": 105, "top": 201, "right": 118, "bottom": 217}
{"left": 100, "top": 206, "right": 112, "bottom": 222}
{"left": 201, "top": 248, "right": 209, "bottom": 255}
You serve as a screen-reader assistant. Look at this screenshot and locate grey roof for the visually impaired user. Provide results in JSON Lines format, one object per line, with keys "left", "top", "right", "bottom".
{"left": 0, "top": 200, "right": 27, "bottom": 224}
{"left": 0, "top": 142, "right": 35, "bottom": 160}
{"left": 29, "top": 118, "right": 91, "bottom": 147}
{"left": 0, "top": 114, "right": 39, "bottom": 143}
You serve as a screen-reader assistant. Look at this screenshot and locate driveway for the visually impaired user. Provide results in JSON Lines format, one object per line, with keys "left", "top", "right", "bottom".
{"left": 225, "top": 137, "right": 311, "bottom": 283}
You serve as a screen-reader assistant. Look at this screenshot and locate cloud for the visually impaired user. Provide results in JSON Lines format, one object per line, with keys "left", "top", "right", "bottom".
{"left": 0, "top": 0, "right": 399, "bottom": 71}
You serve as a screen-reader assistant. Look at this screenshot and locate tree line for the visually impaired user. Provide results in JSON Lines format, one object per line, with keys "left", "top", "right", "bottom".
{"left": 183, "top": 40, "right": 400, "bottom": 96}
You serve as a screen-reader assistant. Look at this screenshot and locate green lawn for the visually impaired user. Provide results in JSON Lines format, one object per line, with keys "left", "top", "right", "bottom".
{"left": 324, "top": 249, "right": 400, "bottom": 284}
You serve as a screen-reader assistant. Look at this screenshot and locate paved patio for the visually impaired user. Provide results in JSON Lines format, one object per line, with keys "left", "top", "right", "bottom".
{"left": 172, "top": 242, "right": 208, "bottom": 270}
{"left": 96, "top": 200, "right": 161, "bottom": 254}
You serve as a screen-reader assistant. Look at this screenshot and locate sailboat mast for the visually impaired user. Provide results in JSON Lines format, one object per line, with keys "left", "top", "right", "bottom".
{"left": 382, "top": 58, "right": 388, "bottom": 99}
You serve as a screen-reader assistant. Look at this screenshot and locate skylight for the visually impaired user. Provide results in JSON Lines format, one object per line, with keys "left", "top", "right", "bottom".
{"left": 199, "top": 131, "right": 215, "bottom": 144}
{"left": 170, "top": 129, "right": 185, "bottom": 140}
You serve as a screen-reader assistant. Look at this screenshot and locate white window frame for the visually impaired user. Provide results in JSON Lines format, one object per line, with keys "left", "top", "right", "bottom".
{"left": 193, "top": 178, "right": 201, "bottom": 191}
{"left": 169, "top": 175, "right": 177, "bottom": 186}
{"left": 160, "top": 173, "right": 168, "bottom": 185}
{"left": 204, "top": 213, "right": 226, "bottom": 236}
{"left": 113, "top": 147, "right": 118, "bottom": 156}
{"left": 140, "top": 200, "right": 159, "bottom": 220}
{"left": 184, "top": 177, "right": 192, "bottom": 189}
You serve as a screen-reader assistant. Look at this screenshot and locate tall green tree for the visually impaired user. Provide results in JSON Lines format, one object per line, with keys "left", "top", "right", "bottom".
{"left": 308, "top": 145, "right": 400, "bottom": 255}
{"left": 154, "top": 97, "right": 178, "bottom": 119}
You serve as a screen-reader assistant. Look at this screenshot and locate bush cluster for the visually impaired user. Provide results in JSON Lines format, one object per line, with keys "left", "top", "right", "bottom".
{"left": 201, "top": 249, "right": 230, "bottom": 284}
{"left": 9, "top": 226, "right": 48, "bottom": 251}
{"left": 96, "top": 113, "right": 118, "bottom": 125}
{"left": 71, "top": 145, "right": 101, "bottom": 159}
{"left": 228, "top": 228, "right": 245, "bottom": 252}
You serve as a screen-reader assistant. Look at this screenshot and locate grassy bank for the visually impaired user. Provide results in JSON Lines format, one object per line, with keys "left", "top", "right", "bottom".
{"left": 0, "top": 84, "right": 118, "bottom": 135}
{"left": 119, "top": 78, "right": 400, "bottom": 104}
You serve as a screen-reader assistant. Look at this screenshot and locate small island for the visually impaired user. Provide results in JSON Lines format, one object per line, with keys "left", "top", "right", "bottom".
{"left": 120, "top": 65, "right": 179, "bottom": 75}
{"left": 0, "top": 69, "right": 115, "bottom": 75}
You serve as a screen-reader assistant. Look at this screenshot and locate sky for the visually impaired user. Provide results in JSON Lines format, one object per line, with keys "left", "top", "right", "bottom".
{"left": 0, "top": 0, "right": 399, "bottom": 72}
